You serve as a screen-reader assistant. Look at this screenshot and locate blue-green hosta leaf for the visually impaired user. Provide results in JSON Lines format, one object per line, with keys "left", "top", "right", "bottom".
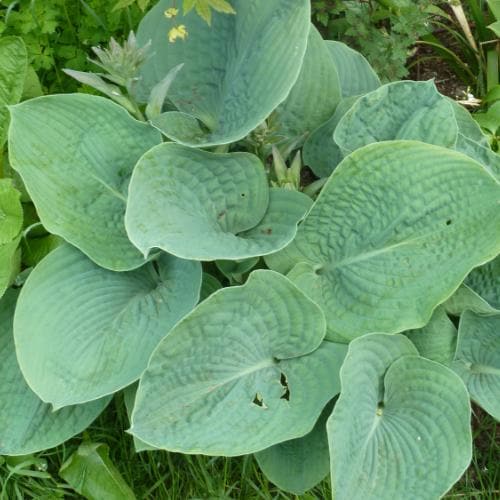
{"left": 465, "top": 256, "right": 500, "bottom": 309}
{"left": 451, "top": 100, "right": 490, "bottom": 147}
{"left": 302, "top": 96, "right": 358, "bottom": 178}
{"left": 266, "top": 141, "right": 500, "bottom": 342}
{"left": 453, "top": 312, "right": 500, "bottom": 420}
{"left": 21, "top": 233, "right": 63, "bottom": 268}
{"left": 405, "top": 306, "right": 457, "bottom": 366}
{"left": 138, "top": 0, "right": 310, "bottom": 147}
{"left": 14, "top": 244, "right": 201, "bottom": 408}
{"left": 123, "top": 384, "right": 156, "bottom": 452}
{"left": 8, "top": 94, "right": 161, "bottom": 271}
{"left": 254, "top": 393, "right": 342, "bottom": 494}
{"left": 326, "top": 41, "right": 380, "bottom": 97}
{"left": 130, "top": 270, "right": 345, "bottom": 456}
{"left": 327, "top": 334, "right": 472, "bottom": 500}
{"left": 270, "top": 26, "right": 341, "bottom": 143}
{"left": 334, "top": 81, "right": 458, "bottom": 156}
{"left": 455, "top": 134, "right": 500, "bottom": 180}
{"left": 0, "top": 237, "right": 20, "bottom": 299}
{"left": 216, "top": 257, "right": 259, "bottom": 283}
{"left": 0, "top": 289, "right": 110, "bottom": 455}
{"left": 0, "top": 179, "right": 23, "bottom": 245}
{"left": 126, "top": 143, "right": 311, "bottom": 260}
{"left": 200, "top": 272, "right": 223, "bottom": 301}
{"left": 0, "top": 36, "right": 27, "bottom": 148}
{"left": 444, "top": 284, "right": 499, "bottom": 316}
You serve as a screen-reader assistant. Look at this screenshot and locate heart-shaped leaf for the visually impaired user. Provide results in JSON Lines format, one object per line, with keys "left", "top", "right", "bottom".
{"left": 14, "top": 244, "right": 201, "bottom": 408}
{"left": 0, "top": 289, "right": 110, "bottom": 455}
{"left": 126, "top": 143, "right": 312, "bottom": 260}
{"left": 266, "top": 141, "right": 500, "bottom": 341}
{"left": 453, "top": 311, "right": 500, "bottom": 420}
{"left": 130, "top": 270, "right": 345, "bottom": 456}
{"left": 8, "top": 94, "right": 161, "bottom": 271}
{"left": 326, "top": 41, "right": 380, "bottom": 98}
{"left": 327, "top": 333, "right": 472, "bottom": 500}
{"left": 137, "top": 0, "right": 310, "bottom": 147}
{"left": 334, "top": 81, "right": 458, "bottom": 155}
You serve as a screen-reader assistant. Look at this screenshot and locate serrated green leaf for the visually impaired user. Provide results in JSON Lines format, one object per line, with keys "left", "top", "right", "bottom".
{"left": 22, "top": 66, "right": 44, "bottom": 100}
{"left": 130, "top": 270, "right": 344, "bottom": 455}
{"left": 59, "top": 442, "right": 136, "bottom": 499}
{"left": 125, "top": 144, "right": 311, "bottom": 261}
{"left": 325, "top": 41, "right": 380, "bottom": 98}
{"left": 183, "top": 0, "right": 197, "bottom": 14}
{"left": 112, "top": 0, "right": 136, "bottom": 12}
{"left": 136, "top": 0, "right": 311, "bottom": 147}
{"left": 334, "top": 81, "right": 458, "bottom": 156}
{"left": 0, "top": 179, "right": 23, "bottom": 245}
{"left": 266, "top": 141, "right": 500, "bottom": 342}
{"left": 8, "top": 94, "right": 161, "bottom": 271}
{"left": 14, "top": 244, "right": 201, "bottom": 408}
{"left": 196, "top": 1, "right": 212, "bottom": 24}
{"left": 0, "top": 237, "right": 20, "bottom": 300}
{"left": 327, "top": 333, "right": 472, "bottom": 500}
{"left": 207, "top": 0, "right": 236, "bottom": 14}
{"left": 0, "top": 289, "right": 110, "bottom": 455}
{"left": 405, "top": 306, "right": 457, "bottom": 366}
{"left": 0, "top": 37, "right": 28, "bottom": 148}
{"left": 453, "top": 311, "right": 500, "bottom": 420}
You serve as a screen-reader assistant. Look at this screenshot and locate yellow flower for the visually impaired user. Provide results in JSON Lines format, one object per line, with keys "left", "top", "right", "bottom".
{"left": 168, "top": 25, "right": 188, "bottom": 43}
{"left": 164, "top": 7, "right": 179, "bottom": 18}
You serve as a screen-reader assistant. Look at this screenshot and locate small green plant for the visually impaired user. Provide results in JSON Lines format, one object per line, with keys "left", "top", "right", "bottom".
{"left": 1, "top": 0, "right": 499, "bottom": 498}
{"left": 312, "top": 0, "right": 437, "bottom": 81}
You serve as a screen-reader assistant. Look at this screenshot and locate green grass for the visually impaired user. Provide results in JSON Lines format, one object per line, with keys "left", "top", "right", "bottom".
{"left": 1, "top": 396, "right": 498, "bottom": 499}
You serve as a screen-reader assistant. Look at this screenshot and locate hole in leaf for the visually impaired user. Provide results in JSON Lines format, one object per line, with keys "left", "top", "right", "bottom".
{"left": 240, "top": 193, "right": 246, "bottom": 198}
{"left": 279, "top": 372, "right": 290, "bottom": 401}
{"left": 217, "top": 210, "right": 226, "bottom": 219}
{"left": 376, "top": 402, "right": 384, "bottom": 416}
{"left": 261, "top": 228, "right": 273, "bottom": 235}
{"left": 315, "top": 266, "right": 325, "bottom": 276}
{"left": 446, "top": 219, "right": 452, "bottom": 226}
{"left": 253, "top": 393, "right": 265, "bottom": 408}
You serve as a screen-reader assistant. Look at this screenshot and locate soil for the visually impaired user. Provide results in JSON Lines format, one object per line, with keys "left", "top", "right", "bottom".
{"left": 408, "top": 45, "right": 469, "bottom": 100}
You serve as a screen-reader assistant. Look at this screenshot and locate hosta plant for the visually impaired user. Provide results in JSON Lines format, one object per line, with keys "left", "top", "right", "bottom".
{"left": 1, "top": 0, "right": 499, "bottom": 498}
